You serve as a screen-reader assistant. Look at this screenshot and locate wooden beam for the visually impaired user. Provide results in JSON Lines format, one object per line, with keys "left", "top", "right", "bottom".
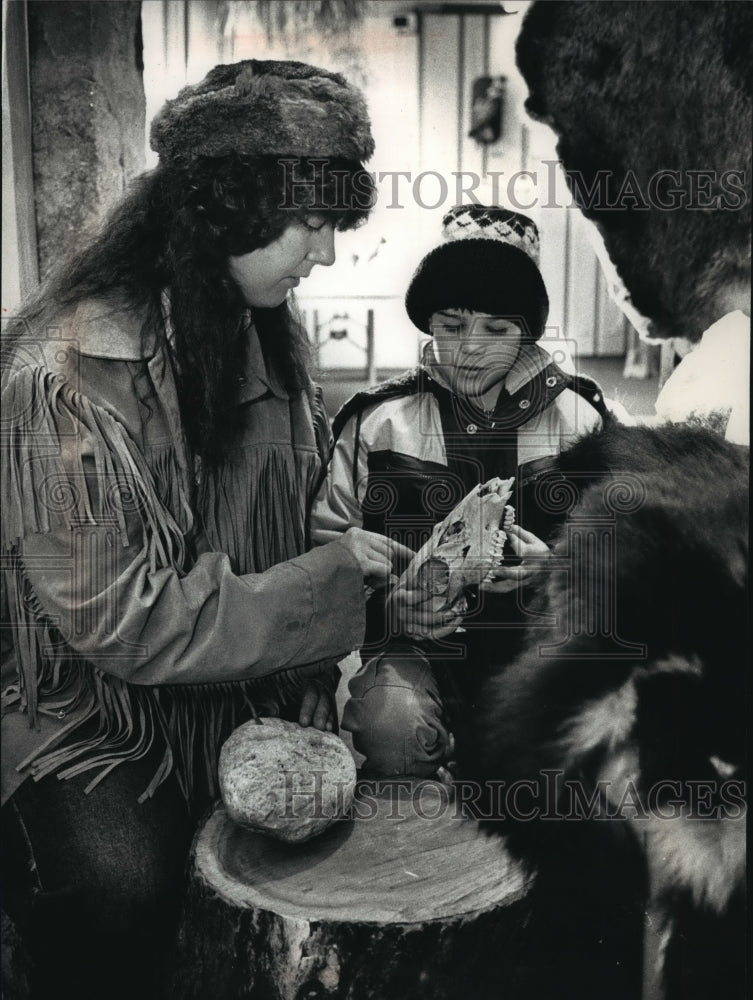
{"left": 26, "top": 1, "right": 145, "bottom": 279}
{"left": 2, "top": 0, "right": 39, "bottom": 311}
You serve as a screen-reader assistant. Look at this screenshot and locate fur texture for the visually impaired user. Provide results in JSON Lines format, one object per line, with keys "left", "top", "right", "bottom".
{"left": 516, "top": 2, "right": 752, "bottom": 341}
{"left": 462, "top": 423, "right": 748, "bottom": 999}
{"left": 150, "top": 59, "right": 375, "bottom": 166}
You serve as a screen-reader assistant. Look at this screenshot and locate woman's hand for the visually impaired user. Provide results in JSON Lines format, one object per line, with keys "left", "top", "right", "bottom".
{"left": 388, "top": 579, "right": 464, "bottom": 642}
{"left": 481, "top": 523, "right": 551, "bottom": 594}
{"left": 298, "top": 679, "right": 336, "bottom": 732}
{"left": 334, "top": 528, "right": 414, "bottom": 589}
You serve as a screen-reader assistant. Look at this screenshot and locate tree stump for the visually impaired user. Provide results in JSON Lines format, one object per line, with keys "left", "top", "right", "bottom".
{"left": 169, "top": 781, "right": 530, "bottom": 1000}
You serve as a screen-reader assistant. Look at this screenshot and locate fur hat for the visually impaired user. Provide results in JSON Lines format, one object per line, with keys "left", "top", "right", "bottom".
{"left": 150, "top": 59, "right": 375, "bottom": 167}
{"left": 405, "top": 205, "right": 549, "bottom": 339}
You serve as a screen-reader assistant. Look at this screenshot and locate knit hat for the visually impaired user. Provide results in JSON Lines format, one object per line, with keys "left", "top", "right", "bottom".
{"left": 405, "top": 205, "right": 549, "bottom": 339}
{"left": 150, "top": 59, "right": 374, "bottom": 168}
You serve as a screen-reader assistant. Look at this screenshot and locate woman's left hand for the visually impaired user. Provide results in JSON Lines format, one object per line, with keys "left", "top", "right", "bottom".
{"left": 298, "top": 679, "right": 337, "bottom": 732}
{"left": 480, "top": 523, "right": 551, "bottom": 595}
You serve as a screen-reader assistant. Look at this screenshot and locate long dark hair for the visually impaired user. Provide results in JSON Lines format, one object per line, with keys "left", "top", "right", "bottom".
{"left": 5, "top": 154, "right": 374, "bottom": 461}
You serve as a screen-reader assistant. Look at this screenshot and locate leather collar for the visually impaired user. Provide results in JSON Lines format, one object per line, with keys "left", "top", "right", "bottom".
{"left": 70, "top": 297, "right": 154, "bottom": 360}
{"left": 68, "top": 298, "right": 289, "bottom": 403}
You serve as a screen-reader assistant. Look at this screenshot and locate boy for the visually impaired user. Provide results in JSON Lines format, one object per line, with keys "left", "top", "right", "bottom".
{"left": 311, "top": 204, "right": 618, "bottom": 778}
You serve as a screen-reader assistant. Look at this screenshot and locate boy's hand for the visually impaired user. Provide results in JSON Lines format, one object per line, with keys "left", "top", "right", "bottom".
{"left": 481, "top": 523, "right": 551, "bottom": 594}
{"left": 388, "top": 579, "right": 464, "bottom": 641}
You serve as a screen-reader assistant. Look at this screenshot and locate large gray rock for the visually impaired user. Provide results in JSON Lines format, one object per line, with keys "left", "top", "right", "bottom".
{"left": 219, "top": 718, "right": 357, "bottom": 844}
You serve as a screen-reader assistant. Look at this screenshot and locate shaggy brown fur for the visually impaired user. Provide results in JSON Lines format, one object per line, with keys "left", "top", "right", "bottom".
{"left": 516, "top": 1, "right": 752, "bottom": 341}
{"left": 150, "top": 59, "right": 375, "bottom": 167}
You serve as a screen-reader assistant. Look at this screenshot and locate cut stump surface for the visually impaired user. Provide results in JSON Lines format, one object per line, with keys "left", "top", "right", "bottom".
{"left": 170, "top": 781, "right": 530, "bottom": 1000}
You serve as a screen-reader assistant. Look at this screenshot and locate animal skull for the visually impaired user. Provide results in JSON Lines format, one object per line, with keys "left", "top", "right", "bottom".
{"left": 400, "top": 477, "right": 515, "bottom": 613}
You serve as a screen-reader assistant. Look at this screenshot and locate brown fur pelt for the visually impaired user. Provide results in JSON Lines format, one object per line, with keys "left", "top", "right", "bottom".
{"left": 516, "top": 1, "right": 752, "bottom": 342}
{"left": 150, "top": 59, "right": 375, "bottom": 167}
{"left": 461, "top": 423, "right": 748, "bottom": 1000}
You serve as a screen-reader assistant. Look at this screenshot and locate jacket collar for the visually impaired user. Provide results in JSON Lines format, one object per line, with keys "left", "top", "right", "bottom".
{"left": 422, "top": 339, "right": 553, "bottom": 397}
{"left": 70, "top": 297, "right": 154, "bottom": 360}
{"left": 69, "top": 297, "right": 289, "bottom": 403}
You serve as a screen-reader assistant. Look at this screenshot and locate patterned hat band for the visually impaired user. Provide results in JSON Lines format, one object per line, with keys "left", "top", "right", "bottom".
{"left": 441, "top": 205, "right": 541, "bottom": 266}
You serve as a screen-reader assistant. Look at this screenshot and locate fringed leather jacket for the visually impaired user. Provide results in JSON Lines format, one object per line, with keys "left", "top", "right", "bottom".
{"left": 1, "top": 296, "right": 365, "bottom": 805}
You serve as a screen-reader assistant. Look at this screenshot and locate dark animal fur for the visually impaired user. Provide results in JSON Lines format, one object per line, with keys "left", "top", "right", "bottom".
{"left": 462, "top": 424, "right": 748, "bottom": 999}
{"left": 515, "top": 1, "right": 752, "bottom": 342}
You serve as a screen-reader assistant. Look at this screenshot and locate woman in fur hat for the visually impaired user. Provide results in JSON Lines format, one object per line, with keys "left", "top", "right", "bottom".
{"left": 1, "top": 59, "right": 410, "bottom": 998}
{"left": 311, "top": 204, "right": 624, "bottom": 780}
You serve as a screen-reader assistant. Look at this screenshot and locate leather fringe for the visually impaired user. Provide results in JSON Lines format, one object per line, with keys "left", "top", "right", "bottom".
{"left": 2, "top": 365, "right": 330, "bottom": 805}
{"left": 197, "top": 439, "right": 322, "bottom": 576}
